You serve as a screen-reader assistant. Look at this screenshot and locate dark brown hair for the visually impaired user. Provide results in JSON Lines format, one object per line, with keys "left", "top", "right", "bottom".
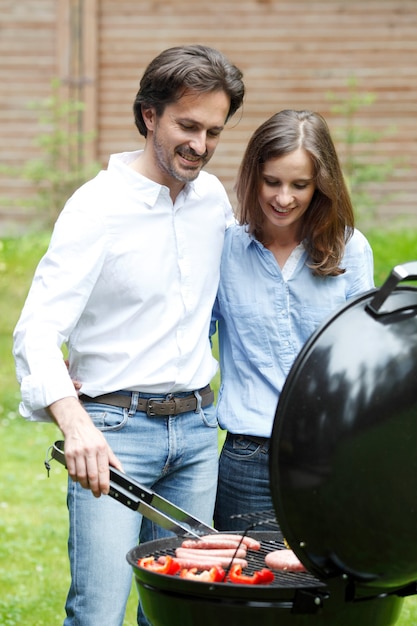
{"left": 235, "top": 109, "right": 354, "bottom": 276}
{"left": 133, "top": 45, "right": 245, "bottom": 137}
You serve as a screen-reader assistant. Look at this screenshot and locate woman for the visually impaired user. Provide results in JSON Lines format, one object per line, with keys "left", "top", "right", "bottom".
{"left": 212, "top": 109, "right": 374, "bottom": 531}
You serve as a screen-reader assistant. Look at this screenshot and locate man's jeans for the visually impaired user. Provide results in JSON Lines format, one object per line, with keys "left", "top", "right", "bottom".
{"left": 63, "top": 396, "right": 218, "bottom": 626}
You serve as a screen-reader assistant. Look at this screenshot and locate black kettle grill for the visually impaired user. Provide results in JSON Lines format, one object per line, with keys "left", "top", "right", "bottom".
{"left": 125, "top": 261, "right": 417, "bottom": 625}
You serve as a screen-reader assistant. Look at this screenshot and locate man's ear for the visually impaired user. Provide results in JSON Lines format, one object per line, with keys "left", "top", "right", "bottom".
{"left": 142, "top": 106, "right": 156, "bottom": 132}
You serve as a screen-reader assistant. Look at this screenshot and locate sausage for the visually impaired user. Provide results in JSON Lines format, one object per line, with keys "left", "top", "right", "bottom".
{"left": 181, "top": 538, "right": 247, "bottom": 550}
{"left": 175, "top": 547, "right": 247, "bottom": 560}
{"left": 264, "top": 549, "right": 306, "bottom": 572}
{"left": 165, "top": 552, "right": 248, "bottom": 570}
{"left": 197, "top": 533, "right": 261, "bottom": 551}
{"left": 173, "top": 556, "right": 248, "bottom": 570}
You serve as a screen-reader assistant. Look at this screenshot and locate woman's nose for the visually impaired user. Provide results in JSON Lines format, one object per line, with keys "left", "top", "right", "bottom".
{"left": 275, "top": 188, "right": 293, "bottom": 207}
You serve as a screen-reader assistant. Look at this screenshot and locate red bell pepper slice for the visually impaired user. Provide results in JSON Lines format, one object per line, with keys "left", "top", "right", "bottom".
{"left": 227, "top": 564, "right": 275, "bottom": 585}
{"left": 253, "top": 568, "right": 275, "bottom": 584}
{"left": 179, "top": 566, "right": 225, "bottom": 582}
{"left": 137, "top": 555, "right": 181, "bottom": 576}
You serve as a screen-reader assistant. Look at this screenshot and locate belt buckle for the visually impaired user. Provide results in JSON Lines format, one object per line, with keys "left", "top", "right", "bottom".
{"left": 146, "top": 396, "right": 175, "bottom": 416}
{"left": 146, "top": 398, "right": 161, "bottom": 416}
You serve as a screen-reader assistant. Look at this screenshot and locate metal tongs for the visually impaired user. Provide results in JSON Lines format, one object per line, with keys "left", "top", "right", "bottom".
{"left": 51, "top": 440, "right": 217, "bottom": 539}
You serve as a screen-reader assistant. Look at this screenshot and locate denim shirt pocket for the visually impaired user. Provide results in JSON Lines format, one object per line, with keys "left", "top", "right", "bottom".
{"left": 299, "top": 306, "right": 335, "bottom": 342}
{"left": 227, "top": 303, "right": 274, "bottom": 368}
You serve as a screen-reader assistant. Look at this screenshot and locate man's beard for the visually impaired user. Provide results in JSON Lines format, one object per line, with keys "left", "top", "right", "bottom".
{"left": 152, "top": 133, "right": 209, "bottom": 184}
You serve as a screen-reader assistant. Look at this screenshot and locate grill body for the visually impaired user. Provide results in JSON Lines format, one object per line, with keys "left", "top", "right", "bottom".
{"left": 134, "top": 578, "right": 402, "bottom": 626}
{"left": 126, "top": 532, "right": 405, "bottom": 626}
{"left": 270, "top": 286, "right": 417, "bottom": 590}
{"left": 126, "top": 264, "right": 417, "bottom": 626}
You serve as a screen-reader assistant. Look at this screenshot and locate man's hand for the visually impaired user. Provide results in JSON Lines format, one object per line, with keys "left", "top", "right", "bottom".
{"left": 48, "top": 397, "right": 123, "bottom": 497}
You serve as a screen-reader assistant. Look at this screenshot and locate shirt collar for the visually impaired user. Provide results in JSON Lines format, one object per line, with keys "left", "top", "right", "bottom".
{"left": 238, "top": 225, "right": 306, "bottom": 275}
{"left": 238, "top": 225, "right": 257, "bottom": 250}
{"left": 108, "top": 150, "right": 197, "bottom": 208}
{"left": 240, "top": 225, "right": 307, "bottom": 254}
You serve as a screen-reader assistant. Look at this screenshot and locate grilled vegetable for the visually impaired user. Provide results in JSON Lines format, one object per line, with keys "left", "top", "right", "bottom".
{"left": 179, "top": 566, "right": 225, "bottom": 582}
{"left": 137, "top": 555, "right": 180, "bottom": 576}
{"left": 227, "top": 564, "right": 274, "bottom": 585}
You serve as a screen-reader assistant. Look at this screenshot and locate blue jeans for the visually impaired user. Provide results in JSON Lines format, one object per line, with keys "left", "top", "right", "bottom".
{"left": 214, "top": 433, "right": 273, "bottom": 531}
{"left": 63, "top": 395, "right": 218, "bottom": 626}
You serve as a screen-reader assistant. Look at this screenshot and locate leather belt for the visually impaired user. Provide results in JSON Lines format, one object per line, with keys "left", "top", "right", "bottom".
{"left": 79, "top": 385, "right": 214, "bottom": 416}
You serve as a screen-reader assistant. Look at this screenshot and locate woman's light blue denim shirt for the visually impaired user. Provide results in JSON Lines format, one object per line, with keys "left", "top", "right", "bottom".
{"left": 211, "top": 224, "right": 375, "bottom": 437}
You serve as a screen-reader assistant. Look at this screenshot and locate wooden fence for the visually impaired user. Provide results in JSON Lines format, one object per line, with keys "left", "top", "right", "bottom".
{"left": 1, "top": 0, "right": 416, "bottom": 234}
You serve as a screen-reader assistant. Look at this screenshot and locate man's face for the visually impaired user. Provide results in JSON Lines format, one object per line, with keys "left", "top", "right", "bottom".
{"left": 143, "top": 89, "right": 231, "bottom": 187}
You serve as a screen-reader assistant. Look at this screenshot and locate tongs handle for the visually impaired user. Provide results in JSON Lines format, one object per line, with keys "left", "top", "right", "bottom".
{"left": 51, "top": 440, "right": 216, "bottom": 538}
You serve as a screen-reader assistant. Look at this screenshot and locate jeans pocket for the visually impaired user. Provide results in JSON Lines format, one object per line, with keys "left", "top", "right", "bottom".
{"left": 86, "top": 403, "right": 129, "bottom": 431}
{"left": 199, "top": 402, "right": 218, "bottom": 428}
{"left": 224, "top": 435, "right": 262, "bottom": 459}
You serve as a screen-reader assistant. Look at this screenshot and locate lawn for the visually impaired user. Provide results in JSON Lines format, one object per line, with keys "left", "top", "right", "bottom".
{"left": 1, "top": 228, "right": 417, "bottom": 625}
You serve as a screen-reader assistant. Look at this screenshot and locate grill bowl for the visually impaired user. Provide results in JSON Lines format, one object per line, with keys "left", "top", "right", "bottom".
{"left": 126, "top": 531, "right": 404, "bottom": 626}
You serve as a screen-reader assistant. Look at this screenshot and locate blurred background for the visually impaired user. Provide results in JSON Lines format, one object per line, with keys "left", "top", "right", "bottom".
{"left": 1, "top": 0, "right": 416, "bottom": 235}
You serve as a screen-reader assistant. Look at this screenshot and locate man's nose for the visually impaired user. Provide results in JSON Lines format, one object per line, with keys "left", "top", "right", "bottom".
{"left": 189, "top": 132, "right": 207, "bottom": 156}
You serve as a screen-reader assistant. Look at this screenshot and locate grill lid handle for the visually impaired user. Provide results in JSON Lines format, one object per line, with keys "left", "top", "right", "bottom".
{"left": 367, "top": 261, "right": 417, "bottom": 315}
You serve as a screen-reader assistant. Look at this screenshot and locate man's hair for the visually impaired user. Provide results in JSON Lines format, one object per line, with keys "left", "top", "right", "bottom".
{"left": 133, "top": 45, "right": 245, "bottom": 137}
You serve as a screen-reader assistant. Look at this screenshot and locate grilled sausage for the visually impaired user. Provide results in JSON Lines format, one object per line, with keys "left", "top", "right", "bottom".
{"left": 197, "top": 533, "right": 261, "bottom": 551}
{"left": 264, "top": 549, "right": 306, "bottom": 572}
{"left": 166, "top": 552, "right": 248, "bottom": 570}
{"left": 175, "top": 547, "right": 247, "bottom": 560}
{"left": 181, "top": 538, "right": 247, "bottom": 550}
{"left": 172, "top": 556, "right": 248, "bottom": 570}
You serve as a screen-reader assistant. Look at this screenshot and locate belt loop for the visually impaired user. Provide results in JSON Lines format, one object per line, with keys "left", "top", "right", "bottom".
{"left": 193, "top": 389, "right": 202, "bottom": 413}
{"left": 128, "top": 391, "right": 139, "bottom": 417}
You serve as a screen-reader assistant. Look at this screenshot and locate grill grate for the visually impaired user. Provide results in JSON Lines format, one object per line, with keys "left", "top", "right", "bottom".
{"left": 144, "top": 530, "right": 325, "bottom": 589}
{"left": 230, "top": 508, "right": 281, "bottom": 531}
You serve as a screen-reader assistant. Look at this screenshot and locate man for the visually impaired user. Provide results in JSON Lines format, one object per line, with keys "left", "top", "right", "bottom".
{"left": 13, "top": 45, "right": 244, "bottom": 626}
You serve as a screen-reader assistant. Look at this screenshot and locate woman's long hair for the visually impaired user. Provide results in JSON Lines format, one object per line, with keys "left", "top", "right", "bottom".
{"left": 235, "top": 110, "right": 354, "bottom": 276}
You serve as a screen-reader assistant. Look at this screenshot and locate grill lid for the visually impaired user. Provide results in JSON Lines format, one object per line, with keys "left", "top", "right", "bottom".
{"left": 269, "top": 262, "right": 417, "bottom": 591}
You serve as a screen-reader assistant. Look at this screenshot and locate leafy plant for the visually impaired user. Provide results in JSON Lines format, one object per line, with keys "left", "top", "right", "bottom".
{"left": 326, "top": 78, "right": 402, "bottom": 223}
{"left": 0, "top": 79, "right": 101, "bottom": 228}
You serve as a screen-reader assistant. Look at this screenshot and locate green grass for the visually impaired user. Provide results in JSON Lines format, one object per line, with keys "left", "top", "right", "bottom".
{"left": 1, "top": 229, "right": 417, "bottom": 625}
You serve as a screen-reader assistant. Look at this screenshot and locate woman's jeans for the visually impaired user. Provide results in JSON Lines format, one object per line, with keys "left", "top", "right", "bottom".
{"left": 63, "top": 396, "right": 218, "bottom": 626}
{"left": 214, "top": 432, "right": 273, "bottom": 531}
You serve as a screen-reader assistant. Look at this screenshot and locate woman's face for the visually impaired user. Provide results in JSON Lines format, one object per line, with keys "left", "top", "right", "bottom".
{"left": 258, "top": 147, "right": 316, "bottom": 236}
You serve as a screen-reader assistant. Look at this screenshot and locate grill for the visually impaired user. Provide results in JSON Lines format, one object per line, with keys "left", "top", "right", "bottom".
{"left": 127, "top": 262, "right": 417, "bottom": 625}
{"left": 55, "top": 262, "right": 417, "bottom": 625}
{"left": 126, "top": 531, "right": 406, "bottom": 626}
{"left": 130, "top": 529, "right": 324, "bottom": 590}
